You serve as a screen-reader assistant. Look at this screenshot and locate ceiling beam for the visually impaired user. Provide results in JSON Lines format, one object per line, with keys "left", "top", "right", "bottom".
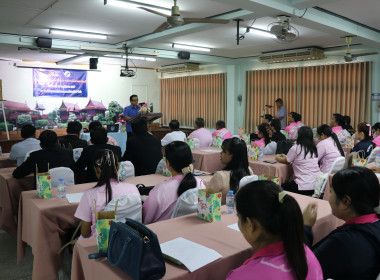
{"left": 288, "top": 0, "right": 341, "bottom": 9}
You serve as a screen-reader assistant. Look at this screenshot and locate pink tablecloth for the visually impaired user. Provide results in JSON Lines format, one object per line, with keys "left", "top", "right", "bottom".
{"left": 249, "top": 155, "right": 294, "bottom": 185}
{"left": 0, "top": 167, "right": 33, "bottom": 235}
{"left": 17, "top": 174, "right": 211, "bottom": 280}
{"left": 71, "top": 192, "right": 343, "bottom": 280}
{"left": 0, "top": 153, "right": 17, "bottom": 168}
{"left": 192, "top": 147, "right": 224, "bottom": 173}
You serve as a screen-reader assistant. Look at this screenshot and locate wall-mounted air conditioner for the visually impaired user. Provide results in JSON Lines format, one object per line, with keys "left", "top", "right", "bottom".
{"left": 259, "top": 48, "right": 326, "bottom": 63}
{"left": 158, "top": 63, "right": 200, "bottom": 73}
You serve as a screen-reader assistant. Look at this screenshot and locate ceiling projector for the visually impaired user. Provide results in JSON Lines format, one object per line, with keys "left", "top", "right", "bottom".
{"left": 120, "top": 69, "right": 135, "bottom": 77}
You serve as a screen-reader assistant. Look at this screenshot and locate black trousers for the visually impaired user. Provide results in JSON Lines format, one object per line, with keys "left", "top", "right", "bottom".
{"left": 281, "top": 180, "right": 314, "bottom": 196}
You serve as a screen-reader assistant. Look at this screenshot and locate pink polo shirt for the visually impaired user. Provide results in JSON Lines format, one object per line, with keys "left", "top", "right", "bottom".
{"left": 142, "top": 175, "right": 205, "bottom": 224}
{"left": 317, "top": 137, "right": 343, "bottom": 173}
{"left": 287, "top": 144, "right": 320, "bottom": 191}
{"left": 188, "top": 128, "right": 213, "bottom": 148}
{"left": 373, "top": 135, "right": 380, "bottom": 147}
{"left": 212, "top": 128, "right": 232, "bottom": 139}
{"left": 343, "top": 213, "right": 379, "bottom": 226}
{"left": 226, "top": 242, "right": 323, "bottom": 280}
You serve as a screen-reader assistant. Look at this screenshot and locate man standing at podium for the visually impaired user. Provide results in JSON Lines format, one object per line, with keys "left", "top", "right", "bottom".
{"left": 274, "top": 98, "right": 287, "bottom": 130}
{"left": 124, "top": 94, "right": 140, "bottom": 138}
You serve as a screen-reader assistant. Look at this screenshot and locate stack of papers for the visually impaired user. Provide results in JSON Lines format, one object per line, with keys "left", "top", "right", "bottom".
{"left": 227, "top": 223, "right": 240, "bottom": 232}
{"left": 66, "top": 193, "right": 84, "bottom": 203}
{"left": 160, "top": 237, "right": 222, "bottom": 272}
{"left": 202, "top": 149, "right": 222, "bottom": 153}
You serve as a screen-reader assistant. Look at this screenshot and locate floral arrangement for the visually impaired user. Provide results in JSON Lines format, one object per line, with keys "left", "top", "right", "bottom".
{"left": 139, "top": 104, "right": 151, "bottom": 113}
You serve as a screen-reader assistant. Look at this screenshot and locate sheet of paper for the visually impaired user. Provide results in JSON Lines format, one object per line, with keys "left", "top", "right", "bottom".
{"left": 66, "top": 193, "right": 84, "bottom": 204}
{"left": 160, "top": 237, "right": 222, "bottom": 272}
{"left": 202, "top": 149, "right": 221, "bottom": 153}
{"left": 227, "top": 223, "right": 240, "bottom": 232}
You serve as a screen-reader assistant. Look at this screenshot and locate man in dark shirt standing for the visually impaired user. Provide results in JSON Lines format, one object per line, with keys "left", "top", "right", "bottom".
{"left": 124, "top": 95, "right": 140, "bottom": 138}
{"left": 60, "top": 121, "right": 87, "bottom": 149}
{"left": 122, "top": 118, "right": 162, "bottom": 176}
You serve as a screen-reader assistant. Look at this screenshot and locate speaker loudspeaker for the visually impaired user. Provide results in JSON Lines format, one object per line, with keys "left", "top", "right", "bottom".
{"left": 178, "top": 51, "right": 190, "bottom": 60}
{"left": 36, "top": 37, "right": 52, "bottom": 48}
{"left": 89, "top": 58, "right": 98, "bottom": 69}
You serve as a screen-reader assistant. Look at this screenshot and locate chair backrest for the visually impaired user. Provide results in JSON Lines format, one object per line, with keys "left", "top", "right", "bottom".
{"left": 239, "top": 175, "right": 259, "bottom": 188}
{"left": 118, "top": 161, "right": 135, "bottom": 181}
{"left": 72, "top": 148, "right": 83, "bottom": 162}
{"left": 49, "top": 167, "right": 75, "bottom": 188}
{"left": 171, "top": 188, "right": 199, "bottom": 218}
{"left": 319, "top": 156, "right": 345, "bottom": 194}
{"left": 104, "top": 194, "right": 142, "bottom": 223}
{"left": 368, "top": 147, "right": 380, "bottom": 163}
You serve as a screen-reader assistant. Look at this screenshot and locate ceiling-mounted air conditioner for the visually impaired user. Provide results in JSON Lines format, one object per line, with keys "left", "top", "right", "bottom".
{"left": 259, "top": 47, "right": 326, "bottom": 63}
{"left": 158, "top": 62, "right": 200, "bottom": 73}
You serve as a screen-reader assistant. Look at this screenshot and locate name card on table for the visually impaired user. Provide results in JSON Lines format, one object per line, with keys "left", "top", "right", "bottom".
{"left": 160, "top": 237, "right": 222, "bottom": 272}
{"left": 66, "top": 193, "right": 84, "bottom": 203}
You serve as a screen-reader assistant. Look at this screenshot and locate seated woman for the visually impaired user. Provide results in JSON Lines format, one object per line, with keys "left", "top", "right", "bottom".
{"left": 207, "top": 138, "right": 253, "bottom": 204}
{"left": 211, "top": 120, "right": 232, "bottom": 140}
{"left": 303, "top": 167, "right": 380, "bottom": 280}
{"left": 284, "top": 112, "right": 304, "bottom": 139}
{"left": 142, "top": 141, "right": 205, "bottom": 224}
{"left": 252, "top": 123, "right": 276, "bottom": 155}
{"left": 276, "top": 126, "right": 319, "bottom": 196}
{"left": 74, "top": 149, "right": 140, "bottom": 239}
{"left": 269, "top": 119, "right": 286, "bottom": 143}
{"left": 351, "top": 122, "right": 374, "bottom": 158}
{"left": 316, "top": 124, "right": 345, "bottom": 173}
{"left": 372, "top": 122, "right": 380, "bottom": 147}
{"left": 226, "top": 181, "right": 323, "bottom": 280}
{"left": 330, "top": 113, "right": 351, "bottom": 144}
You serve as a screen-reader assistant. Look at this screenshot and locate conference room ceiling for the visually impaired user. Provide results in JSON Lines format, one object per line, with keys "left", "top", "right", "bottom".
{"left": 0, "top": 0, "right": 378, "bottom": 66}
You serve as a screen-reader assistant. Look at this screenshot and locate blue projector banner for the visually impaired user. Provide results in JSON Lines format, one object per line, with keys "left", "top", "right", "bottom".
{"left": 33, "top": 69, "right": 88, "bottom": 97}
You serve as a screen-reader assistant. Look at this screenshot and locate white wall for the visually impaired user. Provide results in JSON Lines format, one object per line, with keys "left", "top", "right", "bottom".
{"left": 0, "top": 61, "right": 161, "bottom": 115}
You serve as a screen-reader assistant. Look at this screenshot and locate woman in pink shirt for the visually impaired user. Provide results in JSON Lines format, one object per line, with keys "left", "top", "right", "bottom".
{"left": 226, "top": 181, "right": 323, "bottom": 280}
{"left": 143, "top": 141, "right": 205, "bottom": 224}
{"left": 211, "top": 120, "right": 232, "bottom": 140}
{"left": 74, "top": 149, "right": 140, "bottom": 238}
{"left": 372, "top": 122, "right": 380, "bottom": 147}
{"left": 187, "top": 118, "right": 213, "bottom": 148}
{"left": 316, "top": 125, "right": 345, "bottom": 173}
{"left": 285, "top": 112, "right": 304, "bottom": 139}
{"left": 276, "top": 126, "right": 319, "bottom": 196}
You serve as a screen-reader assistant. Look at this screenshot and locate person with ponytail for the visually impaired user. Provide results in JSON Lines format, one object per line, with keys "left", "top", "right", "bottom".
{"left": 252, "top": 123, "right": 277, "bottom": 155}
{"left": 351, "top": 122, "right": 374, "bottom": 158}
{"left": 226, "top": 181, "right": 323, "bottom": 280}
{"left": 75, "top": 149, "right": 139, "bottom": 238}
{"left": 303, "top": 167, "right": 380, "bottom": 279}
{"left": 142, "top": 141, "right": 205, "bottom": 224}
{"left": 206, "top": 138, "right": 253, "bottom": 204}
{"left": 285, "top": 112, "right": 304, "bottom": 139}
{"left": 316, "top": 124, "right": 345, "bottom": 173}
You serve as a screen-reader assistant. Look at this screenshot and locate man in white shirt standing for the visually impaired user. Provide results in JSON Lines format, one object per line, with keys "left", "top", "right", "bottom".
{"left": 275, "top": 98, "right": 287, "bottom": 130}
{"left": 161, "top": 120, "right": 186, "bottom": 147}
{"left": 9, "top": 124, "right": 41, "bottom": 166}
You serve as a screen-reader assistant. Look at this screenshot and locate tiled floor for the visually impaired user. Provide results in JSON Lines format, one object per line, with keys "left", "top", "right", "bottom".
{"left": 0, "top": 230, "right": 71, "bottom": 280}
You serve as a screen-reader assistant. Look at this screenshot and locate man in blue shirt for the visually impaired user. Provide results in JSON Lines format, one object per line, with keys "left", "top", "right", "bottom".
{"left": 275, "top": 98, "right": 287, "bottom": 130}
{"left": 124, "top": 95, "right": 140, "bottom": 137}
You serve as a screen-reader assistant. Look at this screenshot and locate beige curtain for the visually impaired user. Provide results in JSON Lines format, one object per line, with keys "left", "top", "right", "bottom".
{"left": 161, "top": 73, "right": 227, "bottom": 128}
{"left": 245, "top": 62, "right": 372, "bottom": 131}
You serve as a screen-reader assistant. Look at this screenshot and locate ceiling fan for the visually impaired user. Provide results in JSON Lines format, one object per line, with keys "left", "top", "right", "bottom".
{"left": 343, "top": 36, "right": 378, "bottom": 62}
{"left": 138, "top": 0, "right": 230, "bottom": 33}
{"left": 267, "top": 16, "right": 299, "bottom": 42}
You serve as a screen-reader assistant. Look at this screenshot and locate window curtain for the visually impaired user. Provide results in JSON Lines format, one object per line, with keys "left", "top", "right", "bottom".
{"left": 245, "top": 62, "right": 372, "bottom": 131}
{"left": 161, "top": 73, "right": 227, "bottom": 128}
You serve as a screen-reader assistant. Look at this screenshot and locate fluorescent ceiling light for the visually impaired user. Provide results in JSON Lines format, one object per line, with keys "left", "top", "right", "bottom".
{"left": 247, "top": 27, "right": 276, "bottom": 38}
{"left": 49, "top": 29, "right": 107, "bottom": 40}
{"left": 105, "top": 0, "right": 171, "bottom": 15}
{"left": 104, "top": 54, "right": 156, "bottom": 61}
{"left": 172, "top": 43, "right": 211, "bottom": 52}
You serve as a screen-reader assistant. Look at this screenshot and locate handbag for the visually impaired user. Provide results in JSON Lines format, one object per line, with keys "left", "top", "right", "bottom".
{"left": 137, "top": 184, "right": 154, "bottom": 196}
{"left": 276, "top": 140, "right": 293, "bottom": 155}
{"left": 36, "top": 164, "right": 52, "bottom": 199}
{"left": 344, "top": 151, "right": 367, "bottom": 168}
{"left": 89, "top": 219, "right": 166, "bottom": 280}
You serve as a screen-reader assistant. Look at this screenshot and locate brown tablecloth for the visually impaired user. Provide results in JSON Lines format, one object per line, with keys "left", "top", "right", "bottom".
{"left": 192, "top": 147, "right": 224, "bottom": 173}
{"left": 17, "top": 174, "right": 211, "bottom": 280}
{"left": 0, "top": 153, "right": 17, "bottom": 168}
{"left": 71, "top": 192, "right": 344, "bottom": 280}
{"left": 249, "top": 155, "right": 294, "bottom": 185}
{"left": 0, "top": 167, "right": 34, "bottom": 235}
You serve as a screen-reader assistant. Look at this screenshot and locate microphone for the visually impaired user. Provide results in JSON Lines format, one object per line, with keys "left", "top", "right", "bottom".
{"left": 265, "top": 105, "right": 273, "bottom": 108}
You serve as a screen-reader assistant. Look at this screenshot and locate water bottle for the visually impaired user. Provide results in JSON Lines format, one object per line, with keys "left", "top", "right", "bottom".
{"left": 57, "top": 178, "right": 66, "bottom": 198}
{"left": 258, "top": 149, "right": 264, "bottom": 162}
{"left": 376, "top": 153, "right": 380, "bottom": 168}
{"left": 226, "top": 190, "right": 235, "bottom": 214}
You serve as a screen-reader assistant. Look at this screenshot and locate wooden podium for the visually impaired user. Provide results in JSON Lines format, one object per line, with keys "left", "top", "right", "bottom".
{"left": 129, "top": 112, "right": 162, "bottom": 123}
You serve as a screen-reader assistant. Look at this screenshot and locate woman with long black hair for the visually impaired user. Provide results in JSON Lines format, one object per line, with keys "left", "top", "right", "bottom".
{"left": 207, "top": 138, "right": 253, "bottom": 204}
{"left": 251, "top": 123, "right": 277, "bottom": 155}
{"left": 226, "top": 181, "right": 323, "bottom": 280}
{"left": 316, "top": 124, "right": 345, "bottom": 173}
{"left": 276, "top": 126, "right": 319, "bottom": 196}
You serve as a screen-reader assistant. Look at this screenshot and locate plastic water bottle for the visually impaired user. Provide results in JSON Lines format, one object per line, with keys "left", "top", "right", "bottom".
{"left": 57, "top": 178, "right": 66, "bottom": 198}
{"left": 226, "top": 190, "right": 235, "bottom": 214}
{"left": 258, "top": 149, "right": 264, "bottom": 162}
{"left": 376, "top": 153, "right": 380, "bottom": 168}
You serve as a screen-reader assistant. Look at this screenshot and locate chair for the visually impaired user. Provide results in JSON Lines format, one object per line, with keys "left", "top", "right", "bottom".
{"left": 313, "top": 156, "right": 345, "bottom": 198}
{"left": 239, "top": 175, "right": 259, "bottom": 188}
{"left": 72, "top": 148, "right": 83, "bottom": 162}
{"left": 23, "top": 149, "right": 39, "bottom": 162}
{"left": 104, "top": 194, "right": 142, "bottom": 223}
{"left": 118, "top": 161, "right": 135, "bottom": 181}
{"left": 367, "top": 147, "right": 380, "bottom": 163}
{"left": 171, "top": 188, "right": 199, "bottom": 218}
{"left": 49, "top": 167, "right": 75, "bottom": 188}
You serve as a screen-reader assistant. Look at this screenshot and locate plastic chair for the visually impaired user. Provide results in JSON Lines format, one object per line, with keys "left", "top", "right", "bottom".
{"left": 171, "top": 188, "right": 199, "bottom": 218}
{"left": 72, "top": 148, "right": 83, "bottom": 162}
{"left": 49, "top": 167, "right": 75, "bottom": 188}
{"left": 239, "top": 175, "right": 259, "bottom": 188}
{"left": 104, "top": 194, "right": 142, "bottom": 223}
{"left": 367, "top": 147, "right": 380, "bottom": 163}
{"left": 118, "top": 161, "right": 135, "bottom": 181}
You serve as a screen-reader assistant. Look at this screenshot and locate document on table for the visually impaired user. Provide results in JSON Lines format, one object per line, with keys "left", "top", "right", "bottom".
{"left": 202, "top": 149, "right": 222, "bottom": 153}
{"left": 227, "top": 223, "right": 240, "bottom": 232}
{"left": 160, "top": 237, "right": 222, "bottom": 272}
{"left": 66, "top": 193, "right": 84, "bottom": 204}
